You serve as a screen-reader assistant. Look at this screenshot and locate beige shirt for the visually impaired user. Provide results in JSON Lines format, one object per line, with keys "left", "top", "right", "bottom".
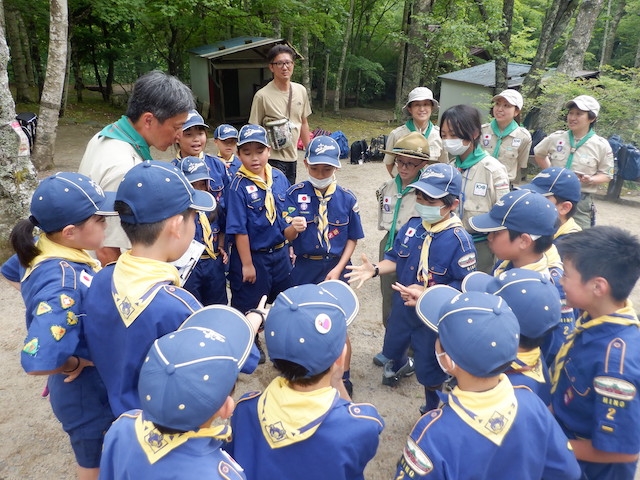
{"left": 534, "top": 130, "right": 613, "bottom": 194}
{"left": 78, "top": 133, "right": 143, "bottom": 250}
{"left": 376, "top": 178, "right": 419, "bottom": 232}
{"left": 249, "top": 81, "right": 312, "bottom": 162}
{"left": 451, "top": 155, "right": 510, "bottom": 232}
{"left": 480, "top": 123, "right": 532, "bottom": 182}
{"left": 382, "top": 123, "right": 448, "bottom": 168}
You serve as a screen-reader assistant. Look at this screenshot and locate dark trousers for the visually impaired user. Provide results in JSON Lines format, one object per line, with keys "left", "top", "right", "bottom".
{"left": 269, "top": 158, "right": 296, "bottom": 185}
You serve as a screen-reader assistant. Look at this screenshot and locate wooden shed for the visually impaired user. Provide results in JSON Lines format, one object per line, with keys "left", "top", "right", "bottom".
{"left": 189, "top": 36, "right": 300, "bottom": 125}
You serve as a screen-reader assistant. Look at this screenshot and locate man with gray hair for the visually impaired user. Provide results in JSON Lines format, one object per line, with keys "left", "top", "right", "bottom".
{"left": 79, "top": 70, "right": 195, "bottom": 264}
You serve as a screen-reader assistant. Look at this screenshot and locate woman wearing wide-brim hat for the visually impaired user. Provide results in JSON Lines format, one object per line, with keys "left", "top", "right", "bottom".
{"left": 534, "top": 95, "right": 613, "bottom": 229}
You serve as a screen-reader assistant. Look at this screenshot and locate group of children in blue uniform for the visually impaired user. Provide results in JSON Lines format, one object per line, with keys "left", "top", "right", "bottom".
{"left": 6, "top": 106, "right": 640, "bottom": 480}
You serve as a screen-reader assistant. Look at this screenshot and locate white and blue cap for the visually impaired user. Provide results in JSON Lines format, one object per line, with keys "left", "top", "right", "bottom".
{"left": 30, "top": 172, "right": 117, "bottom": 233}
{"left": 410, "top": 163, "right": 461, "bottom": 198}
{"left": 265, "top": 280, "right": 359, "bottom": 377}
{"left": 416, "top": 285, "right": 520, "bottom": 378}
{"left": 469, "top": 190, "right": 558, "bottom": 236}
{"left": 139, "top": 307, "right": 253, "bottom": 431}
{"left": 178, "top": 156, "right": 214, "bottom": 185}
{"left": 237, "top": 124, "right": 269, "bottom": 147}
{"left": 213, "top": 124, "right": 239, "bottom": 140}
{"left": 462, "top": 269, "right": 561, "bottom": 339}
{"left": 518, "top": 167, "right": 581, "bottom": 204}
{"left": 306, "top": 136, "right": 341, "bottom": 168}
{"left": 182, "top": 109, "right": 209, "bottom": 131}
{"left": 117, "top": 160, "right": 215, "bottom": 224}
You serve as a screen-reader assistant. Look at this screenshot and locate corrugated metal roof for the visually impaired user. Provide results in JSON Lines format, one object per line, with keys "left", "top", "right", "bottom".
{"left": 189, "top": 37, "right": 284, "bottom": 60}
{"left": 439, "top": 62, "right": 531, "bottom": 87}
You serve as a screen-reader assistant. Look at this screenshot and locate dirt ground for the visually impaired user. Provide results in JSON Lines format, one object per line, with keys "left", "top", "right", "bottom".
{"left": 1, "top": 118, "right": 640, "bottom": 479}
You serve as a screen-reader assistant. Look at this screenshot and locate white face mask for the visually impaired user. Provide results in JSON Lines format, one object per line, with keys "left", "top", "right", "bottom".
{"left": 308, "top": 175, "right": 335, "bottom": 189}
{"left": 435, "top": 350, "right": 455, "bottom": 374}
{"left": 415, "top": 204, "right": 445, "bottom": 224}
{"left": 443, "top": 138, "right": 470, "bottom": 156}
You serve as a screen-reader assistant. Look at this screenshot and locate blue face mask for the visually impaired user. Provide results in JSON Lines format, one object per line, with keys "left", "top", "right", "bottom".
{"left": 415, "top": 203, "right": 444, "bottom": 224}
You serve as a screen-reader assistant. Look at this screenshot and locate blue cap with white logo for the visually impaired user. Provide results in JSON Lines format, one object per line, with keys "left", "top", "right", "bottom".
{"left": 213, "top": 124, "right": 239, "bottom": 140}
{"left": 306, "top": 136, "right": 341, "bottom": 168}
{"left": 410, "top": 163, "right": 461, "bottom": 198}
{"left": 237, "top": 124, "right": 270, "bottom": 147}
{"left": 182, "top": 110, "right": 209, "bottom": 131}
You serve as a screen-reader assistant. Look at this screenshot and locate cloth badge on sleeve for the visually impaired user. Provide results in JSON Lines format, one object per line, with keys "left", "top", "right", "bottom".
{"left": 23, "top": 338, "right": 39, "bottom": 356}
{"left": 458, "top": 252, "right": 477, "bottom": 269}
{"left": 60, "top": 294, "right": 75, "bottom": 309}
{"left": 473, "top": 183, "right": 488, "bottom": 196}
{"left": 298, "top": 194, "right": 311, "bottom": 203}
{"left": 36, "top": 302, "right": 52, "bottom": 315}
{"left": 594, "top": 376, "right": 636, "bottom": 402}
{"left": 246, "top": 185, "right": 258, "bottom": 194}
{"left": 66, "top": 311, "right": 78, "bottom": 326}
{"left": 79, "top": 270, "right": 93, "bottom": 288}
{"left": 50, "top": 325, "right": 66, "bottom": 341}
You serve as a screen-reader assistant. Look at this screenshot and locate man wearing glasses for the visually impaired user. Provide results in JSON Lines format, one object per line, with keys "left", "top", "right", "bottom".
{"left": 250, "top": 44, "right": 312, "bottom": 185}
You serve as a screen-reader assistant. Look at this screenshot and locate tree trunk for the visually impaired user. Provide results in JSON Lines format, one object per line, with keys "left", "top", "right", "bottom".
{"left": 599, "top": 0, "right": 625, "bottom": 68}
{"left": 334, "top": 0, "right": 355, "bottom": 113}
{"left": 395, "top": 0, "right": 411, "bottom": 115}
{"left": 31, "top": 0, "right": 68, "bottom": 171}
{"left": 4, "top": 6, "right": 32, "bottom": 103}
{"left": 557, "top": 0, "right": 606, "bottom": 76}
{"left": 401, "top": 0, "right": 433, "bottom": 103}
{"left": 300, "top": 28, "right": 312, "bottom": 109}
{"left": 521, "top": 0, "right": 580, "bottom": 98}
{"left": 0, "top": 0, "right": 38, "bottom": 259}
{"left": 635, "top": 34, "right": 640, "bottom": 68}
{"left": 17, "top": 12, "right": 34, "bottom": 87}
{"left": 495, "top": 0, "right": 515, "bottom": 93}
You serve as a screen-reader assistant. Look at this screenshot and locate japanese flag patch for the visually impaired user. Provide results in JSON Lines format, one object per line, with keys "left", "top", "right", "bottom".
{"left": 246, "top": 185, "right": 258, "bottom": 194}
{"left": 298, "top": 194, "right": 311, "bottom": 203}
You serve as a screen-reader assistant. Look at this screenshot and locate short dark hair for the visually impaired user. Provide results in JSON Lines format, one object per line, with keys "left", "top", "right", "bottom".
{"left": 507, "top": 229, "right": 555, "bottom": 254}
{"left": 518, "top": 333, "right": 547, "bottom": 350}
{"left": 416, "top": 191, "right": 458, "bottom": 207}
{"left": 126, "top": 71, "right": 195, "bottom": 123}
{"left": 440, "top": 104, "right": 482, "bottom": 148}
{"left": 271, "top": 358, "right": 330, "bottom": 386}
{"left": 267, "top": 44, "right": 295, "bottom": 62}
{"left": 553, "top": 196, "right": 578, "bottom": 218}
{"left": 115, "top": 201, "right": 192, "bottom": 246}
{"left": 565, "top": 102, "right": 597, "bottom": 128}
{"left": 557, "top": 226, "right": 640, "bottom": 301}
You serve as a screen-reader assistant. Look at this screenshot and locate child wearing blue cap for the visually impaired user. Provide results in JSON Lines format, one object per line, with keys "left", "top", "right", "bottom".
{"left": 228, "top": 280, "right": 384, "bottom": 480}
{"left": 83, "top": 160, "right": 217, "bottom": 417}
{"left": 462, "top": 268, "right": 561, "bottom": 405}
{"left": 100, "top": 305, "right": 256, "bottom": 479}
{"left": 551, "top": 226, "right": 640, "bottom": 480}
{"left": 177, "top": 156, "right": 228, "bottom": 306}
{"left": 213, "top": 123, "right": 242, "bottom": 178}
{"left": 347, "top": 163, "right": 476, "bottom": 412}
{"left": 469, "top": 189, "right": 574, "bottom": 366}
{"left": 5, "top": 172, "right": 117, "bottom": 479}
{"left": 225, "top": 124, "right": 293, "bottom": 362}
{"left": 395, "top": 286, "right": 581, "bottom": 480}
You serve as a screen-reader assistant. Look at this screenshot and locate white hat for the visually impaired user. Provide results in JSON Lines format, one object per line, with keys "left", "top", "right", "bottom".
{"left": 402, "top": 87, "right": 439, "bottom": 116}
{"left": 492, "top": 89, "right": 523, "bottom": 110}
{"left": 566, "top": 95, "right": 600, "bottom": 117}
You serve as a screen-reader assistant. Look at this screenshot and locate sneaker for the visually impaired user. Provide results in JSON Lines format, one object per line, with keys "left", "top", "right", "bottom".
{"left": 255, "top": 335, "right": 266, "bottom": 364}
{"left": 373, "top": 351, "right": 390, "bottom": 367}
{"left": 382, "top": 357, "right": 415, "bottom": 386}
{"left": 404, "top": 357, "right": 415, "bottom": 377}
{"left": 343, "top": 378, "right": 353, "bottom": 397}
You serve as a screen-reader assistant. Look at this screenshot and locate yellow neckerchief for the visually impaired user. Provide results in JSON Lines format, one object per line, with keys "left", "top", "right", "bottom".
{"left": 198, "top": 212, "right": 217, "bottom": 259}
{"left": 417, "top": 214, "right": 463, "bottom": 283}
{"left": 509, "top": 347, "right": 546, "bottom": 383}
{"left": 493, "top": 254, "right": 549, "bottom": 277}
{"left": 133, "top": 412, "right": 230, "bottom": 464}
{"left": 448, "top": 374, "right": 518, "bottom": 446}
{"left": 237, "top": 164, "right": 276, "bottom": 225}
{"left": 23, "top": 234, "right": 100, "bottom": 281}
{"left": 550, "top": 302, "right": 639, "bottom": 393}
{"left": 314, "top": 180, "right": 337, "bottom": 253}
{"left": 544, "top": 244, "right": 562, "bottom": 270}
{"left": 175, "top": 151, "right": 205, "bottom": 161}
{"left": 258, "top": 376, "right": 340, "bottom": 449}
{"left": 112, "top": 251, "right": 181, "bottom": 328}
{"left": 555, "top": 218, "right": 581, "bottom": 239}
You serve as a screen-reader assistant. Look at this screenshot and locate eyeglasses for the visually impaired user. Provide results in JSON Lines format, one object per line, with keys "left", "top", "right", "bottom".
{"left": 271, "top": 61, "right": 294, "bottom": 69}
{"left": 394, "top": 159, "right": 424, "bottom": 169}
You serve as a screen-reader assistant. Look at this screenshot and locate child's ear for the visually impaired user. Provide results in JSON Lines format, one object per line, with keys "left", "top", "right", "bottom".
{"left": 216, "top": 396, "right": 236, "bottom": 420}
{"left": 556, "top": 200, "right": 573, "bottom": 216}
{"left": 449, "top": 198, "right": 460, "bottom": 211}
{"left": 60, "top": 224, "right": 77, "bottom": 240}
{"left": 592, "top": 277, "right": 611, "bottom": 298}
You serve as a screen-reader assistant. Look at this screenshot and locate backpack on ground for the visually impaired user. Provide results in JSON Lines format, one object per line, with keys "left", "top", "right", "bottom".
{"left": 330, "top": 130, "right": 350, "bottom": 159}
{"left": 368, "top": 135, "right": 387, "bottom": 161}
{"left": 350, "top": 139, "right": 368, "bottom": 164}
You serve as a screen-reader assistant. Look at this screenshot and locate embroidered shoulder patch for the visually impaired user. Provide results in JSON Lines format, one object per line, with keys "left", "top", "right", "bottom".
{"left": 23, "top": 338, "right": 39, "bottom": 355}
{"left": 594, "top": 376, "right": 636, "bottom": 401}
{"left": 36, "top": 302, "right": 52, "bottom": 315}
{"left": 66, "top": 311, "right": 78, "bottom": 326}
{"left": 50, "top": 325, "right": 66, "bottom": 341}
{"left": 60, "top": 294, "right": 75, "bottom": 309}
{"left": 458, "top": 252, "right": 477, "bottom": 269}
{"left": 401, "top": 438, "right": 433, "bottom": 476}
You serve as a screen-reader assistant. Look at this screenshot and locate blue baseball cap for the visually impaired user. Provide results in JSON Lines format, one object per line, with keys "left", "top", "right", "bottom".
{"left": 213, "top": 124, "right": 238, "bottom": 140}
{"left": 306, "top": 136, "right": 341, "bottom": 168}
{"left": 410, "top": 163, "right": 461, "bottom": 198}
{"left": 138, "top": 310, "right": 253, "bottom": 431}
{"left": 469, "top": 190, "right": 558, "bottom": 236}
{"left": 265, "top": 280, "right": 359, "bottom": 377}
{"left": 462, "top": 269, "right": 561, "bottom": 339}
{"left": 416, "top": 285, "right": 520, "bottom": 378}
{"left": 519, "top": 167, "right": 581, "bottom": 204}
{"left": 178, "top": 156, "right": 213, "bottom": 184}
{"left": 117, "top": 161, "right": 215, "bottom": 224}
{"left": 182, "top": 110, "right": 209, "bottom": 131}
{"left": 30, "top": 172, "right": 116, "bottom": 232}
{"left": 237, "top": 124, "right": 269, "bottom": 147}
